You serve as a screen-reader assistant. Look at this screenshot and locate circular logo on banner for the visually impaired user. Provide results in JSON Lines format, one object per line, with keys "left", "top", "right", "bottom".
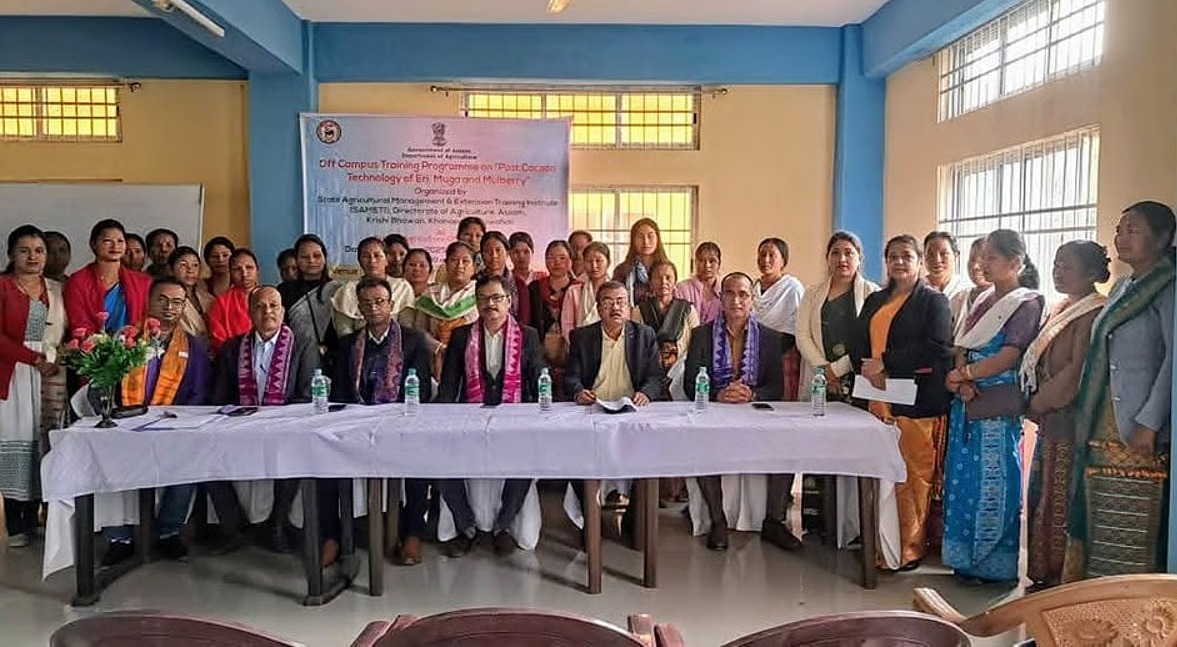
{"left": 316, "top": 119, "right": 342, "bottom": 145}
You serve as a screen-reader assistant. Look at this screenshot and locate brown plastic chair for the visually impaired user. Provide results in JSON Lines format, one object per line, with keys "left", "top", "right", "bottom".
{"left": 50, "top": 610, "right": 304, "bottom": 646}
{"left": 349, "top": 608, "right": 685, "bottom": 647}
{"left": 915, "top": 573, "right": 1177, "bottom": 646}
{"left": 719, "top": 610, "right": 971, "bottom": 647}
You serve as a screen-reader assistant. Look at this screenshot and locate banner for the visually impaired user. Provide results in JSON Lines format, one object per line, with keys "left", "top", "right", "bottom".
{"left": 301, "top": 114, "right": 570, "bottom": 273}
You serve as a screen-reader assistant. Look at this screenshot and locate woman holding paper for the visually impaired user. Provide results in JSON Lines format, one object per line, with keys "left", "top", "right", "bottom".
{"left": 851, "top": 234, "right": 953, "bottom": 572}
{"left": 1021, "top": 240, "right": 1108, "bottom": 591}
{"left": 943, "top": 229, "right": 1043, "bottom": 585}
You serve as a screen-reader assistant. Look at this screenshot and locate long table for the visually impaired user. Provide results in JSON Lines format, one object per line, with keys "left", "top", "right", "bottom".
{"left": 41, "top": 402, "right": 906, "bottom": 606}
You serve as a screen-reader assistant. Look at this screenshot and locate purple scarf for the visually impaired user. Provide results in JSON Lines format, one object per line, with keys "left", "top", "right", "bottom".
{"left": 352, "top": 324, "right": 404, "bottom": 405}
{"left": 712, "top": 313, "right": 760, "bottom": 389}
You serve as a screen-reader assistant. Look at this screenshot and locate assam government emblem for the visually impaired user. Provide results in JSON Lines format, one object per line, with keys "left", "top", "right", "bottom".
{"left": 431, "top": 121, "right": 448, "bottom": 147}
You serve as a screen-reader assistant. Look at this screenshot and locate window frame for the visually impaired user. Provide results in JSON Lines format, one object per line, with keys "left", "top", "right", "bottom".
{"left": 0, "top": 83, "right": 123, "bottom": 142}
{"left": 568, "top": 185, "right": 699, "bottom": 277}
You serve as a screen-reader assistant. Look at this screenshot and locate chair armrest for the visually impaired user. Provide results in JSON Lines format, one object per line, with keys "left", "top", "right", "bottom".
{"left": 655, "top": 624, "right": 687, "bottom": 647}
{"left": 627, "top": 614, "right": 655, "bottom": 647}
{"left": 349, "top": 621, "right": 393, "bottom": 647}
{"left": 913, "top": 588, "right": 968, "bottom": 624}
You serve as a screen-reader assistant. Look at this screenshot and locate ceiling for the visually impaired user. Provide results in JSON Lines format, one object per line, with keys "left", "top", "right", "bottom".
{"left": 0, "top": 0, "right": 891, "bottom": 26}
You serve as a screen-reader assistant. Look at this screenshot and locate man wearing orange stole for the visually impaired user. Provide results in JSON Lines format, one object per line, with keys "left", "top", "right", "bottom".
{"left": 100, "top": 277, "right": 213, "bottom": 568}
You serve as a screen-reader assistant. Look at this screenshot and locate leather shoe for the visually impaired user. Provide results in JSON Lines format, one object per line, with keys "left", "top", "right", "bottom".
{"left": 443, "top": 533, "right": 474, "bottom": 558}
{"left": 706, "top": 524, "right": 728, "bottom": 551}
{"left": 100, "top": 541, "right": 136, "bottom": 568}
{"left": 493, "top": 530, "right": 517, "bottom": 557}
{"left": 321, "top": 539, "right": 340, "bottom": 567}
{"left": 392, "top": 536, "right": 422, "bottom": 566}
{"left": 761, "top": 518, "right": 803, "bottom": 552}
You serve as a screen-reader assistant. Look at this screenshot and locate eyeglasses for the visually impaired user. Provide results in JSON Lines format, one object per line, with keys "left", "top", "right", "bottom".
{"left": 359, "top": 298, "right": 389, "bottom": 309}
{"left": 598, "top": 297, "right": 628, "bottom": 309}
{"left": 476, "top": 294, "right": 508, "bottom": 306}
{"left": 155, "top": 297, "right": 187, "bottom": 310}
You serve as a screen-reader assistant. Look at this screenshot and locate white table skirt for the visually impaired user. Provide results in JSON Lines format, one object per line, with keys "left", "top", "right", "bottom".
{"left": 41, "top": 401, "right": 905, "bottom": 577}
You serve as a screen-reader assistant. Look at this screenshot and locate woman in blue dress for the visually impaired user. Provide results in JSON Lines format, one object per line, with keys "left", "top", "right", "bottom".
{"left": 943, "top": 229, "right": 1044, "bottom": 585}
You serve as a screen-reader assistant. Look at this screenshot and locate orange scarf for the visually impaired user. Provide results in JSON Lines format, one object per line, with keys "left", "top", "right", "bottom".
{"left": 121, "top": 330, "right": 189, "bottom": 406}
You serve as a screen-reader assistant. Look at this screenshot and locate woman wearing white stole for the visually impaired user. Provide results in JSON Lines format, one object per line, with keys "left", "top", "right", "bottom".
{"left": 0, "top": 226, "right": 66, "bottom": 548}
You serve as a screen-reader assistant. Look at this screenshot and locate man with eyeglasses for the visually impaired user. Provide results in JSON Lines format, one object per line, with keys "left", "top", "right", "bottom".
{"left": 564, "top": 280, "right": 662, "bottom": 545}
{"left": 326, "top": 276, "right": 432, "bottom": 566}
{"left": 207, "top": 285, "right": 319, "bottom": 555}
{"left": 436, "top": 274, "right": 546, "bottom": 558}
{"left": 683, "top": 272, "right": 798, "bottom": 553}
{"left": 98, "top": 277, "right": 213, "bottom": 568}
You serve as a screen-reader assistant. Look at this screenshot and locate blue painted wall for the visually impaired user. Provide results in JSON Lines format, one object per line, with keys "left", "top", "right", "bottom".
{"left": 128, "top": 0, "right": 303, "bottom": 74}
{"left": 314, "top": 23, "right": 842, "bottom": 84}
{"left": 862, "top": 0, "right": 1023, "bottom": 78}
{"left": 833, "top": 25, "right": 886, "bottom": 281}
{"left": 0, "top": 17, "right": 243, "bottom": 79}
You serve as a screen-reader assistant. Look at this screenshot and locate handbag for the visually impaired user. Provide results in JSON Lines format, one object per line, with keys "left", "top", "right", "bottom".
{"left": 966, "top": 383, "right": 1025, "bottom": 421}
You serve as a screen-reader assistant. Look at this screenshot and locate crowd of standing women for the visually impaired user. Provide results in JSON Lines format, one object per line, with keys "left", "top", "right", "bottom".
{"left": 0, "top": 200, "right": 1172, "bottom": 593}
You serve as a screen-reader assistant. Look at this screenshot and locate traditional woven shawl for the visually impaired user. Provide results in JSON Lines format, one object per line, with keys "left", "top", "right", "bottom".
{"left": 465, "top": 316, "right": 524, "bottom": 404}
{"left": 712, "top": 313, "right": 761, "bottom": 389}
{"left": 351, "top": 323, "right": 403, "bottom": 405}
{"left": 121, "top": 329, "right": 189, "bottom": 406}
{"left": 954, "top": 287, "right": 1039, "bottom": 349}
{"left": 1018, "top": 292, "right": 1105, "bottom": 392}
{"left": 236, "top": 325, "right": 296, "bottom": 406}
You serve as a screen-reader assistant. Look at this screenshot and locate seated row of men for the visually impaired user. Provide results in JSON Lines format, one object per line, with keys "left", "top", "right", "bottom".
{"left": 99, "top": 271, "right": 801, "bottom": 569}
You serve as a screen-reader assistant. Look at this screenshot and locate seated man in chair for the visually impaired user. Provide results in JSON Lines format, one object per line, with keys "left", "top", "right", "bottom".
{"left": 436, "top": 274, "right": 546, "bottom": 557}
{"left": 208, "top": 285, "right": 319, "bottom": 552}
{"left": 100, "top": 277, "right": 213, "bottom": 567}
{"left": 564, "top": 281, "right": 662, "bottom": 542}
{"left": 329, "top": 276, "right": 432, "bottom": 566}
{"left": 684, "top": 272, "right": 798, "bottom": 552}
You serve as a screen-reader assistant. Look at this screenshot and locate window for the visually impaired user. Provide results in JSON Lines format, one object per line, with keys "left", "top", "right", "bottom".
{"left": 0, "top": 85, "right": 121, "bottom": 141}
{"left": 938, "top": 127, "right": 1099, "bottom": 303}
{"left": 463, "top": 89, "right": 699, "bottom": 149}
{"left": 569, "top": 187, "right": 696, "bottom": 276}
{"left": 938, "top": 0, "right": 1105, "bottom": 121}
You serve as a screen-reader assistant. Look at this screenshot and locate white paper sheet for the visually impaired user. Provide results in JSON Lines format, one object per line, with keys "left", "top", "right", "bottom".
{"left": 852, "top": 375, "right": 918, "bottom": 406}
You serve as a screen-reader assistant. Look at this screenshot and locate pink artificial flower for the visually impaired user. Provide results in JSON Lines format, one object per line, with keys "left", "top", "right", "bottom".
{"left": 65, "top": 339, "right": 80, "bottom": 351}
{"left": 124, "top": 336, "right": 137, "bottom": 349}
{"left": 122, "top": 325, "right": 139, "bottom": 339}
{"left": 145, "top": 317, "right": 161, "bottom": 333}
{"left": 81, "top": 338, "right": 96, "bottom": 353}
{"left": 72, "top": 327, "right": 88, "bottom": 341}
{"left": 96, "top": 311, "right": 109, "bottom": 324}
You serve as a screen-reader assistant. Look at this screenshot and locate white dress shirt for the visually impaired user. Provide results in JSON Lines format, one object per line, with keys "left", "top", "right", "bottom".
{"left": 253, "top": 332, "right": 277, "bottom": 392}
{"left": 484, "top": 326, "right": 505, "bottom": 377}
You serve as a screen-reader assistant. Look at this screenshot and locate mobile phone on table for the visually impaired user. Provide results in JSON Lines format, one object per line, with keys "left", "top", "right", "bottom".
{"left": 226, "top": 406, "right": 258, "bottom": 417}
{"left": 751, "top": 402, "right": 774, "bottom": 411}
{"left": 328, "top": 403, "right": 347, "bottom": 413}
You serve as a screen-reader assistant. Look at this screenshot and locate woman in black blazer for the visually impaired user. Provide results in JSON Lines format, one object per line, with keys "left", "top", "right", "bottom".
{"left": 850, "top": 234, "right": 953, "bottom": 572}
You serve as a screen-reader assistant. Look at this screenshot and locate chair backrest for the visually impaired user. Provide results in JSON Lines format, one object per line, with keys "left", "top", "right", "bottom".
{"left": 915, "top": 574, "right": 1177, "bottom": 646}
{"left": 721, "top": 611, "right": 971, "bottom": 647}
{"left": 51, "top": 610, "right": 302, "bottom": 647}
{"left": 353, "top": 608, "right": 653, "bottom": 647}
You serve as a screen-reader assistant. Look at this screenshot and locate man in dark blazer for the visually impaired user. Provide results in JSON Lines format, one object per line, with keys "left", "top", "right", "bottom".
{"left": 326, "top": 276, "right": 433, "bottom": 567}
{"left": 684, "top": 272, "right": 798, "bottom": 553}
{"left": 564, "top": 281, "right": 662, "bottom": 405}
{"left": 206, "top": 285, "right": 319, "bottom": 554}
{"left": 563, "top": 281, "right": 661, "bottom": 545}
{"left": 436, "top": 274, "right": 547, "bottom": 558}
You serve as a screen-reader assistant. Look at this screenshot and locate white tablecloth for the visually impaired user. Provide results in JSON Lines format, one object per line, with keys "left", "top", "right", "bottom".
{"left": 41, "top": 402, "right": 905, "bottom": 577}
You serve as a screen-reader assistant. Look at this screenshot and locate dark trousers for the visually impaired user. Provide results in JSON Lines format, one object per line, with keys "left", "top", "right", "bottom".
{"left": 205, "top": 479, "right": 299, "bottom": 535}
{"left": 438, "top": 478, "right": 531, "bottom": 536}
{"left": 4, "top": 497, "right": 38, "bottom": 537}
{"left": 697, "top": 473, "right": 794, "bottom": 525}
{"left": 401, "top": 478, "right": 430, "bottom": 540}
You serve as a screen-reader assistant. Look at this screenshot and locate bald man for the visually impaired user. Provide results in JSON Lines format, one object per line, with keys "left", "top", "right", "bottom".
{"left": 207, "top": 285, "right": 320, "bottom": 552}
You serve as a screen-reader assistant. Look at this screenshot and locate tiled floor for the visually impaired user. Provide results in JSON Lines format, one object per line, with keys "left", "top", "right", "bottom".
{"left": 0, "top": 492, "right": 1025, "bottom": 646}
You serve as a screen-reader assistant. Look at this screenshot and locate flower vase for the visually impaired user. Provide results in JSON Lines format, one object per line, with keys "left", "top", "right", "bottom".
{"left": 95, "top": 385, "right": 117, "bottom": 429}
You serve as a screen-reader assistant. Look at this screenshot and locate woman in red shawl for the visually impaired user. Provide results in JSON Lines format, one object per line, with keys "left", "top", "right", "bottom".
{"left": 207, "top": 248, "right": 260, "bottom": 353}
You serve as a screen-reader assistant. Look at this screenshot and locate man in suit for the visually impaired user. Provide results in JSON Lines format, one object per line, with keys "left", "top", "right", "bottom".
{"left": 684, "top": 272, "right": 799, "bottom": 552}
{"left": 436, "top": 274, "right": 546, "bottom": 557}
{"left": 100, "top": 277, "right": 214, "bottom": 568}
{"left": 564, "top": 280, "right": 661, "bottom": 543}
{"left": 328, "top": 276, "right": 433, "bottom": 566}
{"left": 207, "top": 285, "right": 319, "bottom": 553}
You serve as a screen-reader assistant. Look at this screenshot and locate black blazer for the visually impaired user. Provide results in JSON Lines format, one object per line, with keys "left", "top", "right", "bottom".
{"left": 212, "top": 331, "right": 319, "bottom": 405}
{"left": 850, "top": 281, "right": 953, "bottom": 418}
{"left": 683, "top": 322, "right": 788, "bottom": 402}
{"left": 564, "top": 321, "right": 662, "bottom": 401}
{"left": 329, "top": 325, "right": 434, "bottom": 405}
{"left": 437, "top": 322, "right": 546, "bottom": 404}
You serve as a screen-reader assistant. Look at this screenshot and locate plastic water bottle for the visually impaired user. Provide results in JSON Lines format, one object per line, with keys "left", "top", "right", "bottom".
{"left": 538, "top": 367, "right": 553, "bottom": 412}
{"left": 811, "top": 366, "right": 828, "bottom": 417}
{"left": 694, "top": 367, "right": 710, "bottom": 412}
{"left": 404, "top": 368, "right": 420, "bottom": 416}
{"left": 311, "top": 368, "right": 329, "bottom": 414}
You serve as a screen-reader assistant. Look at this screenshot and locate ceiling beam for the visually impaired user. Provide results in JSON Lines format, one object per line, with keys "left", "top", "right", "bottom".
{"left": 862, "top": 0, "right": 1022, "bottom": 78}
{"left": 129, "top": 0, "right": 304, "bottom": 74}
